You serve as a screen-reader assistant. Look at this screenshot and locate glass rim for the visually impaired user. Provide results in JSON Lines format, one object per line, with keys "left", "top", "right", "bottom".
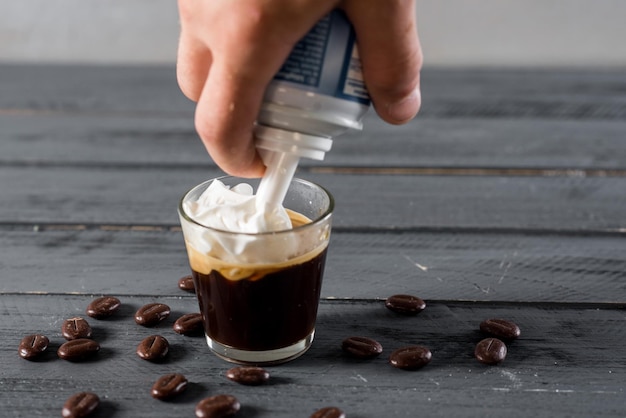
{"left": 178, "top": 175, "right": 334, "bottom": 237}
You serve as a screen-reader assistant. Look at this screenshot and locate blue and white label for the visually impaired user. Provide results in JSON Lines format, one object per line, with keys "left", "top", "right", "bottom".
{"left": 273, "top": 10, "right": 370, "bottom": 105}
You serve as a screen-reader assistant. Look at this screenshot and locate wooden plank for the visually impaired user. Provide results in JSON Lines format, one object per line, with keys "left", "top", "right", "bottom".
{"left": 342, "top": 116, "right": 626, "bottom": 170}
{"left": 0, "top": 64, "right": 192, "bottom": 115}
{"left": 2, "top": 65, "right": 625, "bottom": 120}
{"left": 2, "top": 113, "right": 626, "bottom": 170}
{"left": 0, "top": 295, "right": 624, "bottom": 417}
{"left": 420, "top": 68, "right": 626, "bottom": 120}
{"left": 1, "top": 228, "right": 624, "bottom": 303}
{"left": 1, "top": 166, "right": 625, "bottom": 231}
{"left": 0, "top": 113, "right": 204, "bottom": 166}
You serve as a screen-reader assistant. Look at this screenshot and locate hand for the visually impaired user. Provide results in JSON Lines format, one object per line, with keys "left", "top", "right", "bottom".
{"left": 177, "top": 0, "right": 422, "bottom": 177}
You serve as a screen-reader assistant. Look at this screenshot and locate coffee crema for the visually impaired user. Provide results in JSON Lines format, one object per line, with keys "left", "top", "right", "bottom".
{"left": 185, "top": 209, "right": 326, "bottom": 281}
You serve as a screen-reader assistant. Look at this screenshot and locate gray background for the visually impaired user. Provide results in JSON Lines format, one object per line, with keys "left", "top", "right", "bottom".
{"left": 1, "top": 0, "right": 625, "bottom": 67}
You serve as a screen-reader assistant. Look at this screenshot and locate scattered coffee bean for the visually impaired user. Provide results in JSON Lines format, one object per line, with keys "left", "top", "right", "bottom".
{"left": 384, "top": 294, "right": 426, "bottom": 315}
{"left": 136, "top": 335, "right": 169, "bottom": 362}
{"left": 178, "top": 274, "right": 196, "bottom": 292}
{"left": 480, "top": 318, "right": 521, "bottom": 340}
{"left": 389, "top": 345, "right": 432, "bottom": 370}
{"left": 135, "top": 303, "right": 171, "bottom": 327}
{"left": 86, "top": 296, "right": 121, "bottom": 319}
{"left": 173, "top": 313, "right": 204, "bottom": 336}
{"left": 341, "top": 336, "right": 383, "bottom": 359}
{"left": 225, "top": 366, "right": 270, "bottom": 386}
{"left": 62, "top": 317, "right": 93, "bottom": 340}
{"left": 310, "top": 406, "right": 346, "bottom": 418}
{"left": 195, "top": 394, "right": 240, "bottom": 418}
{"left": 475, "top": 337, "right": 507, "bottom": 365}
{"left": 58, "top": 339, "right": 100, "bottom": 361}
{"left": 18, "top": 334, "right": 49, "bottom": 360}
{"left": 62, "top": 391, "right": 100, "bottom": 418}
{"left": 151, "top": 373, "right": 188, "bottom": 400}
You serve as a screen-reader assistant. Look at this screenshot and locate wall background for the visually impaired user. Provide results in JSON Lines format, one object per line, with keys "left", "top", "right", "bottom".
{"left": 1, "top": 0, "right": 625, "bottom": 67}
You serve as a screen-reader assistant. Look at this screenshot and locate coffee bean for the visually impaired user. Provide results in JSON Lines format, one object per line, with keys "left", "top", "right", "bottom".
{"left": 136, "top": 335, "right": 169, "bottom": 362}
{"left": 62, "top": 391, "right": 100, "bottom": 418}
{"left": 86, "top": 296, "right": 121, "bottom": 319}
{"left": 225, "top": 366, "right": 270, "bottom": 386}
{"left": 195, "top": 394, "right": 240, "bottom": 418}
{"left": 310, "top": 407, "right": 346, "bottom": 418}
{"left": 151, "top": 373, "right": 188, "bottom": 400}
{"left": 385, "top": 294, "right": 426, "bottom": 315}
{"left": 178, "top": 274, "right": 195, "bottom": 292}
{"left": 480, "top": 318, "right": 521, "bottom": 340}
{"left": 135, "top": 303, "right": 171, "bottom": 327}
{"left": 341, "top": 336, "right": 383, "bottom": 359}
{"left": 173, "top": 313, "right": 204, "bottom": 336}
{"left": 58, "top": 339, "right": 100, "bottom": 361}
{"left": 389, "top": 345, "right": 432, "bottom": 370}
{"left": 18, "top": 334, "right": 49, "bottom": 360}
{"left": 62, "top": 317, "right": 93, "bottom": 340}
{"left": 475, "top": 338, "right": 507, "bottom": 365}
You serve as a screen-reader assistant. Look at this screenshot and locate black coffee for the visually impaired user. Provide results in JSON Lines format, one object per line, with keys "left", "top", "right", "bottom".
{"left": 192, "top": 248, "right": 327, "bottom": 351}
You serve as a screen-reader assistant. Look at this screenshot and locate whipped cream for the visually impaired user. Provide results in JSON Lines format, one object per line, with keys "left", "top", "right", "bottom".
{"left": 184, "top": 179, "right": 292, "bottom": 234}
{"left": 181, "top": 179, "right": 304, "bottom": 266}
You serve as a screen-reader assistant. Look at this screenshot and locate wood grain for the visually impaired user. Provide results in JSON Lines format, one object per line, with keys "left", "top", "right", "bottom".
{"left": 2, "top": 64, "right": 625, "bottom": 417}
{"left": 0, "top": 295, "right": 623, "bottom": 418}
{"left": 2, "top": 65, "right": 625, "bottom": 120}
{"left": 0, "top": 64, "right": 191, "bottom": 115}
{"left": 2, "top": 113, "right": 626, "bottom": 170}
{"left": 1, "top": 228, "right": 624, "bottom": 303}
{"left": 1, "top": 166, "right": 625, "bottom": 231}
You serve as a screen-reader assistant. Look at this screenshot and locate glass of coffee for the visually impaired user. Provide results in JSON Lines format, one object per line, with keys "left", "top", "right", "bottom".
{"left": 178, "top": 176, "right": 333, "bottom": 365}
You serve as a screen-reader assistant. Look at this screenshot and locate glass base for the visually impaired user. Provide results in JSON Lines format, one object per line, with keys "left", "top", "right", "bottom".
{"left": 206, "top": 331, "right": 315, "bottom": 366}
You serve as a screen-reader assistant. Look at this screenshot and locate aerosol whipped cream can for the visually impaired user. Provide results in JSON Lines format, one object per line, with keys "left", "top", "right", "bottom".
{"left": 254, "top": 10, "right": 370, "bottom": 206}
{"left": 256, "top": 9, "right": 371, "bottom": 141}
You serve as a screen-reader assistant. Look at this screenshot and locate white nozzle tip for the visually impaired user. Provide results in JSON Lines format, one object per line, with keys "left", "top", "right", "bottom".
{"left": 255, "top": 126, "right": 333, "bottom": 161}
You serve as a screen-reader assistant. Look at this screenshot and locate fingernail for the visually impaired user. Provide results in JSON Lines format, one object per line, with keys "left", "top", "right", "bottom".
{"left": 386, "top": 88, "right": 421, "bottom": 123}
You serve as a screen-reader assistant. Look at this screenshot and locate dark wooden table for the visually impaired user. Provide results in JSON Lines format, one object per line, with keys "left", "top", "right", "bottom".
{"left": 1, "top": 64, "right": 625, "bottom": 417}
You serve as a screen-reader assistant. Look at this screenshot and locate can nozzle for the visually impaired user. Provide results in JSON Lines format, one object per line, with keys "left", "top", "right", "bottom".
{"left": 255, "top": 125, "right": 333, "bottom": 208}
